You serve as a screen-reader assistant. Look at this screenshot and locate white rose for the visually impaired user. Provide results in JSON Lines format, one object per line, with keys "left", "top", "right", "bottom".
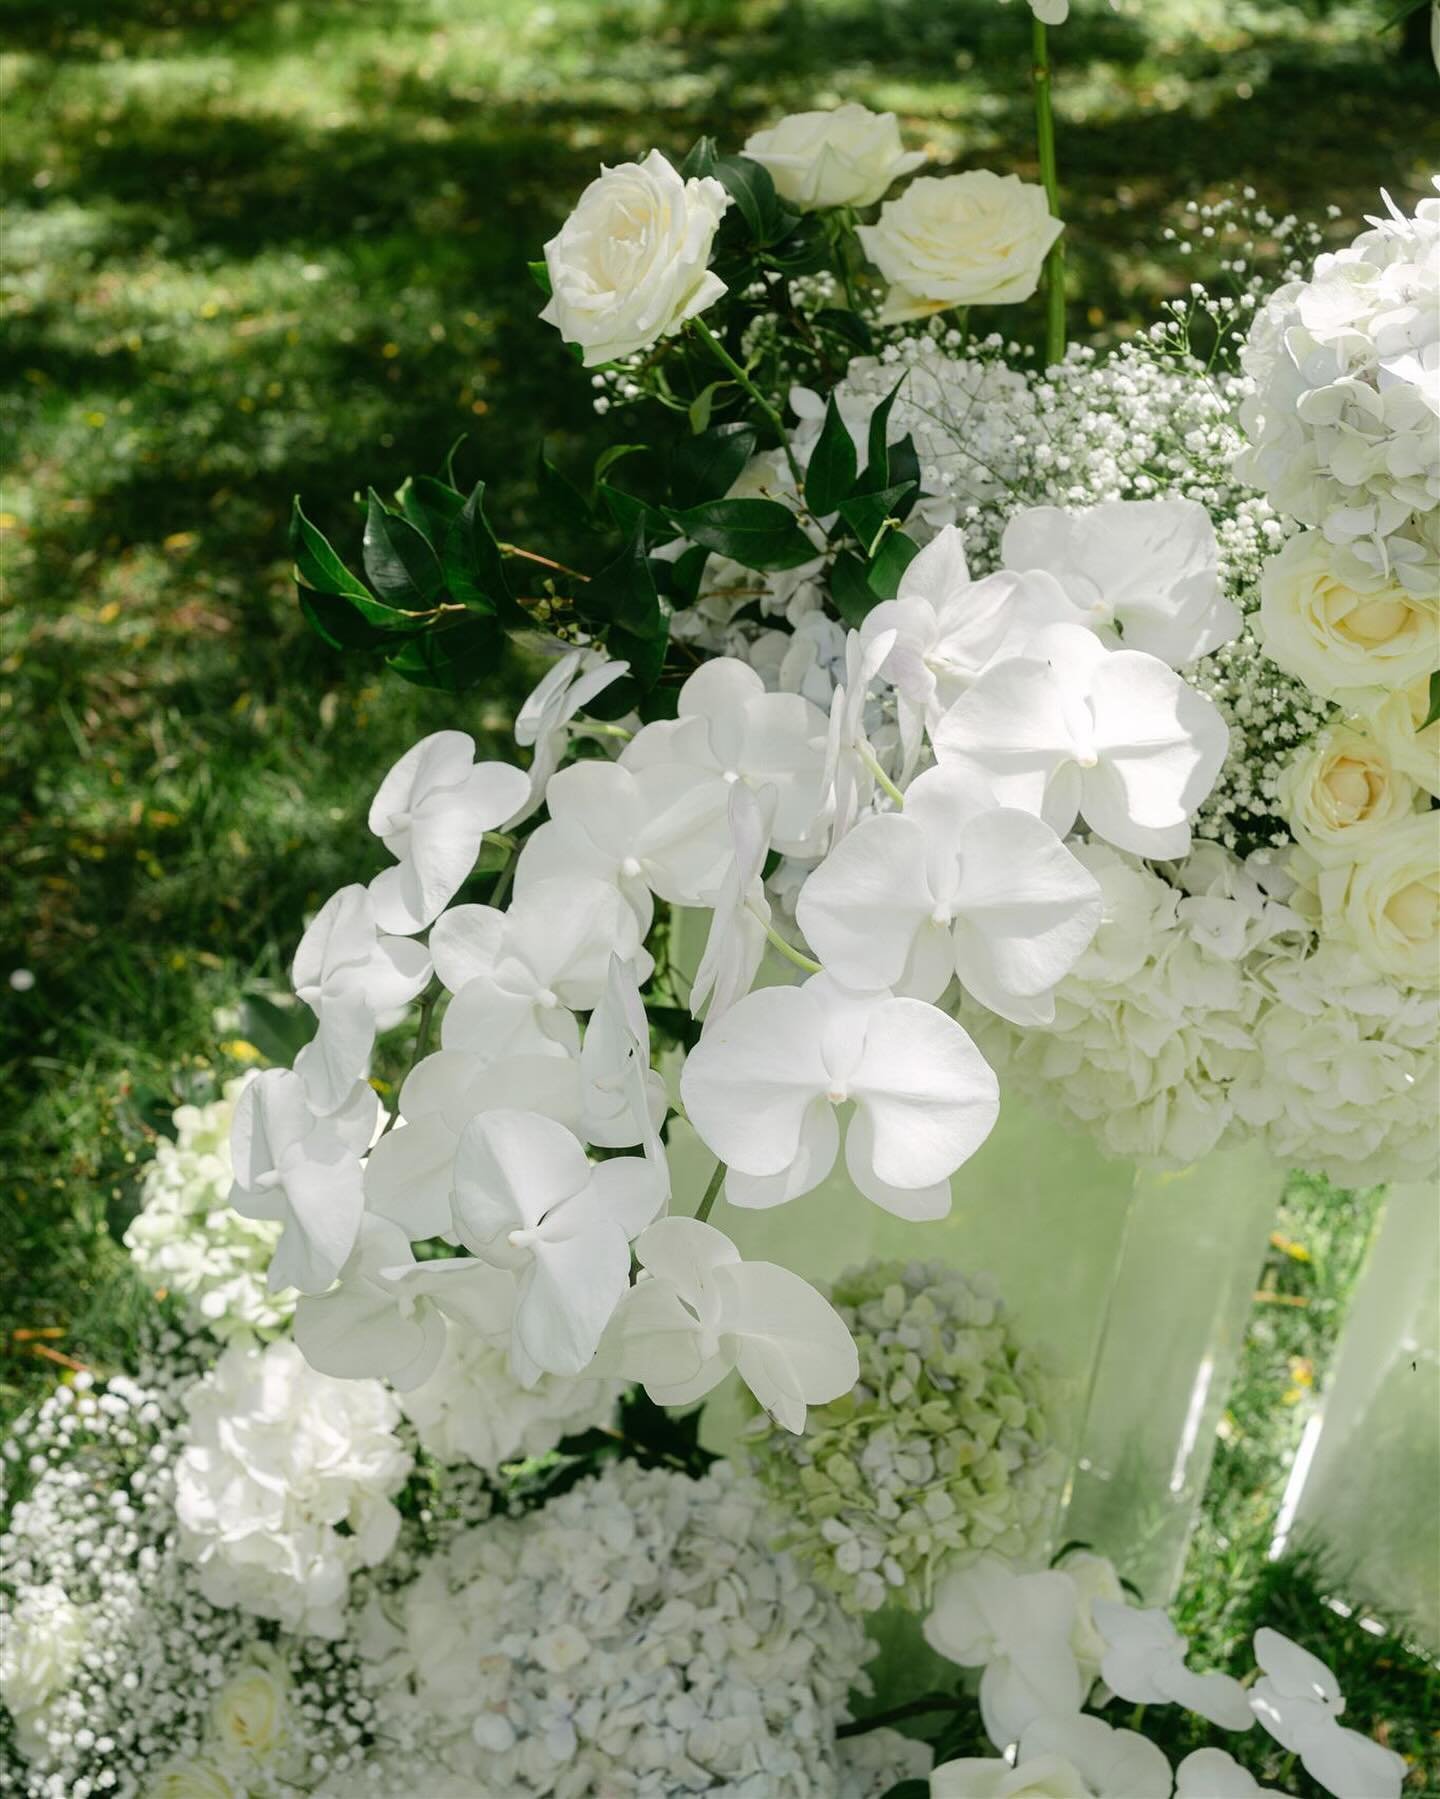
{"left": 742, "top": 104, "right": 925, "bottom": 210}
{"left": 210, "top": 1649, "right": 290, "bottom": 1762}
{"left": 0, "top": 1584, "right": 84, "bottom": 1718}
{"left": 1331, "top": 809, "right": 1440, "bottom": 988}
{"left": 856, "top": 170, "right": 1062, "bottom": 322}
{"left": 146, "top": 1764, "right": 238, "bottom": 1799}
{"left": 1259, "top": 530, "right": 1439, "bottom": 705}
{"left": 1277, "top": 723, "right": 1421, "bottom": 866}
{"left": 539, "top": 148, "right": 729, "bottom": 366}
{"left": 1370, "top": 674, "right": 1440, "bottom": 798}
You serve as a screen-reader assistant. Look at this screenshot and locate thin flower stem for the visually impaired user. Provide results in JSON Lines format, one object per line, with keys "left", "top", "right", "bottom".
{"left": 836, "top": 1692, "right": 967, "bottom": 1738}
{"left": 859, "top": 743, "right": 905, "bottom": 810}
{"left": 497, "top": 543, "right": 591, "bottom": 582}
{"left": 749, "top": 904, "right": 822, "bottom": 974}
{"left": 693, "top": 1158, "right": 727, "bottom": 1226}
{"left": 1031, "top": 19, "right": 1067, "bottom": 367}
{"left": 489, "top": 840, "right": 520, "bottom": 909}
{"left": 691, "top": 316, "right": 805, "bottom": 489}
{"left": 377, "top": 980, "right": 440, "bottom": 1138}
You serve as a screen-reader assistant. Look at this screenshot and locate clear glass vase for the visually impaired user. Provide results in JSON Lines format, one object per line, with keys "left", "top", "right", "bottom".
{"left": 1279, "top": 1179, "right": 1440, "bottom": 1651}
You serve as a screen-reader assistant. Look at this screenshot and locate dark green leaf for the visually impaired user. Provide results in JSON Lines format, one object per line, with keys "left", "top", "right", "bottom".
{"left": 300, "top": 589, "right": 413, "bottom": 651}
{"left": 363, "top": 488, "right": 444, "bottom": 610}
{"left": 592, "top": 443, "right": 648, "bottom": 495}
{"left": 588, "top": 531, "right": 663, "bottom": 638}
{"left": 688, "top": 380, "right": 725, "bottom": 434}
{"left": 1421, "top": 670, "right": 1440, "bottom": 731}
{"left": 396, "top": 474, "right": 465, "bottom": 544}
{"left": 804, "top": 393, "right": 859, "bottom": 518}
{"left": 240, "top": 993, "right": 316, "bottom": 1066}
{"left": 830, "top": 551, "right": 879, "bottom": 628}
{"left": 656, "top": 543, "right": 709, "bottom": 609}
{"left": 385, "top": 614, "right": 503, "bottom": 692}
{"left": 760, "top": 214, "right": 828, "bottom": 275}
{"left": 599, "top": 482, "right": 675, "bottom": 541}
{"left": 537, "top": 445, "right": 592, "bottom": 522}
{"left": 863, "top": 375, "right": 907, "bottom": 490}
{"left": 441, "top": 481, "right": 512, "bottom": 618}
{"left": 878, "top": 1781, "right": 929, "bottom": 1799}
{"left": 866, "top": 527, "right": 919, "bottom": 599}
{"left": 713, "top": 153, "right": 784, "bottom": 243}
{"left": 670, "top": 421, "right": 759, "bottom": 510}
{"left": 838, "top": 482, "right": 917, "bottom": 552}
{"left": 526, "top": 258, "right": 552, "bottom": 296}
{"left": 290, "top": 498, "right": 372, "bottom": 603}
{"left": 439, "top": 434, "right": 468, "bottom": 486}
{"left": 886, "top": 432, "right": 921, "bottom": 517}
{"left": 673, "top": 497, "right": 817, "bottom": 571}
{"left": 814, "top": 307, "right": 873, "bottom": 354}
{"left": 680, "top": 136, "right": 720, "bottom": 180}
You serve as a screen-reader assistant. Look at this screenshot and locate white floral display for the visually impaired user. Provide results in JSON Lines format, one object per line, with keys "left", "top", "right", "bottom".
{"left": 174, "top": 1338, "right": 412, "bottom": 1637}
{"left": 123, "top": 1077, "right": 294, "bottom": 1340}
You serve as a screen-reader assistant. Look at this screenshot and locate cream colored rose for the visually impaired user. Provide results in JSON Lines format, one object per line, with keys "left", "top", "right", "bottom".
{"left": 0, "top": 1585, "right": 84, "bottom": 1718}
{"left": 1259, "top": 530, "right": 1440, "bottom": 704}
{"left": 742, "top": 105, "right": 925, "bottom": 210}
{"left": 857, "top": 171, "right": 1063, "bottom": 322}
{"left": 211, "top": 1650, "right": 289, "bottom": 1762}
{"left": 1278, "top": 724, "right": 1421, "bottom": 866}
{"left": 146, "top": 1763, "right": 238, "bottom": 1799}
{"left": 1371, "top": 674, "right": 1440, "bottom": 798}
{"left": 539, "top": 149, "right": 729, "bottom": 366}
{"left": 1326, "top": 810, "right": 1440, "bottom": 988}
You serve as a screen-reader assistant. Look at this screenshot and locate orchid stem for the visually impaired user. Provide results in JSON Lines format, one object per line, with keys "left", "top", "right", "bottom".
{"left": 691, "top": 316, "right": 805, "bottom": 490}
{"left": 1031, "top": 19, "right": 1067, "bottom": 367}
{"left": 377, "top": 980, "right": 440, "bottom": 1138}
{"left": 694, "top": 1159, "right": 727, "bottom": 1225}
{"left": 859, "top": 743, "right": 905, "bottom": 810}
{"left": 750, "top": 905, "right": 822, "bottom": 974}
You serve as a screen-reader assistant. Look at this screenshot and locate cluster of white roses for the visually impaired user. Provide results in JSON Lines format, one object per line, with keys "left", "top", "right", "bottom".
{"left": 540, "top": 106, "right": 1061, "bottom": 368}
{"left": 240, "top": 462, "right": 1242, "bottom": 1439}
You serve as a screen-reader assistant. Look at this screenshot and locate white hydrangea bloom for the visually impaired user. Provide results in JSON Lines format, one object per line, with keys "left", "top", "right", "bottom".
{"left": 1236, "top": 189, "right": 1440, "bottom": 583}
{"left": 396, "top": 1318, "right": 621, "bottom": 1475}
{"left": 174, "top": 1340, "right": 412, "bottom": 1637}
{"left": 357, "top": 1459, "right": 876, "bottom": 1797}
{"left": 124, "top": 1079, "right": 293, "bottom": 1341}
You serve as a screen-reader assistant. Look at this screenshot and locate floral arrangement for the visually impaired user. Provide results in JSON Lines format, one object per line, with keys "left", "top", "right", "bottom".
{"left": 5, "top": 2, "right": 1434, "bottom": 1792}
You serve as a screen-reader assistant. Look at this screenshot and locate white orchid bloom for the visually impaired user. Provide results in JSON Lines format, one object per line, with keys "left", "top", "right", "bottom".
{"left": 796, "top": 764, "right": 1102, "bottom": 1024}
{"left": 229, "top": 1068, "right": 378, "bottom": 1294}
{"left": 691, "top": 781, "right": 775, "bottom": 1026}
{"left": 933, "top": 622, "right": 1229, "bottom": 859}
{"left": 1001, "top": 498, "right": 1241, "bottom": 668}
{"left": 509, "top": 648, "right": 630, "bottom": 825}
{"left": 289, "top": 884, "right": 432, "bottom": 1113}
{"left": 449, "top": 1109, "right": 664, "bottom": 1378}
{"left": 579, "top": 955, "right": 669, "bottom": 1155}
{"left": 1018, "top": 1714, "right": 1173, "bottom": 1798}
{"left": 1250, "top": 1628, "right": 1406, "bottom": 1799}
{"left": 681, "top": 973, "right": 998, "bottom": 1219}
{"left": 430, "top": 875, "right": 651, "bottom": 1059}
{"left": 820, "top": 627, "right": 897, "bottom": 846}
{"left": 620, "top": 657, "right": 828, "bottom": 859}
{"left": 605, "top": 1217, "right": 857, "bottom": 1433}
{"left": 515, "top": 756, "right": 731, "bottom": 916}
{"left": 293, "top": 1215, "right": 514, "bottom": 1390}
{"left": 367, "top": 730, "right": 531, "bottom": 934}
{"left": 1092, "top": 1600, "right": 1253, "bottom": 1730}
{"left": 1175, "top": 1748, "right": 1283, "bottom": 1798}
{"left": 362, "top": 1050, "right": 583, "bottom": 1239}
{"left": 924, "top": 1554, "right": 1086, "bottom": 1750}
{"left": 862, "top": 524, "right": 1077, "bottom": 756}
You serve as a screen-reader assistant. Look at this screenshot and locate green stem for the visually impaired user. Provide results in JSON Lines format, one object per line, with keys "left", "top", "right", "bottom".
{"left": 691, "top": 316, "right": 805, "bottom": 489}
{"left": 836, "top": 1692, "right": 967, "bottom": 1738}
{"left": 489, "top": 840, "right": 520, "bottom": 909}
{"left": 1031, "top": 19, "right": 1067, "bottom": 367}
{"left": 376, "top": 980, "right": 440, "bottom": 1138}
{"left": 693, "top": 1159, "right": 727, "bottom": 1225}
{"left": 859, "top": 743, "right": 905, "bottom": 810}
{"left": 750, "top": 904, "right": 822, "bottom": 974}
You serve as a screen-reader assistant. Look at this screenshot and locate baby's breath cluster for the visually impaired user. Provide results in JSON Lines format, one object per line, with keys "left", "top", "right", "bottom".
{"left": 745, "top": 1259, "right": 1063, "bottom": 1615}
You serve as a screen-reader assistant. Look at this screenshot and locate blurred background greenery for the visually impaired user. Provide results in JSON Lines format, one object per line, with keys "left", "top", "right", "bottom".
{"left": 0, "top": 0, "right": 1436, "bottom": 1770}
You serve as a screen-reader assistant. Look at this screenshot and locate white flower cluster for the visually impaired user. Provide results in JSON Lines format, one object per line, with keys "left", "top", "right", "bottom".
{"left": 123, "top": 1077, "right": 294, "bottom": 1341}
{"left": 356, "top": 1457, "right": 881, "bottom": 1796}
{"left": 174, "top": 1338, "right": 412, "bottom": 1637}
{"left": 0, "top": 1366, "right": 380, "bottom": 1798}
{"left": 747, "top": 1259, "right": 1063, "bottom": 1613}
{"left": 965, "top": 840, "right": 1439, "bottom": 1179}
{"left": 922, "top": 1552, "right": 1406, "bottom": 1799}
{"left": 1237, "top": 187, "right": 1439, "bottom": 590}
{"left": 396, "top": 1317, "right": 620, "bottom": 1476}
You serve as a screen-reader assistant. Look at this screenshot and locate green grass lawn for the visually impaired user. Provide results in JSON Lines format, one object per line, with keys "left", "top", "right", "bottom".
{"left": 1, "top": 0, "right": 1436, "bottom": 1771}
